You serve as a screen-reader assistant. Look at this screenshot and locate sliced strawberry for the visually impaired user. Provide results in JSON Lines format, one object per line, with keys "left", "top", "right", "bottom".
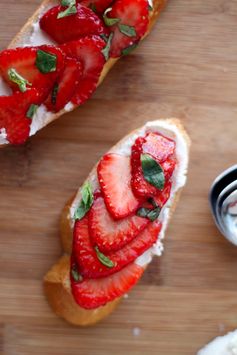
{"left": 0, "top": 45, "right": 65, "bottom": 99}
{"left": 40, "top": 4, "right": 108, "bottom": 44}
{"left": 89, "top": 195, "right": 149, "bottom": 252}
{"left": 131, "top": 133, "right": 176, "bottom": 198}
{"left": 45, "top": 57, "right": 82, "bottom": 112}
{"left": 73, "top": 215, "right": 160, "bottom": 279}
{"left": 0, "top": 89, "right": 44, "bottom": 144}
{"left": 143, "top": 132, "right": 176, "bottom": 162}
{"left": 71, "top": 254, "right": 144, "bottom": 309}
{"left": 97, "top": 153, "right": 141, "bottom": 219}
{"left": 108, "top": 0, "right": 149, "bottom": 58}
{"left": 153, "top": 181, "right": 172, "bottom": 207}
{"left": 78, "top": 0, "right": 113, "bottom": 13}
{"left": 60, "top": 36, "right": 106, "bottom": 105}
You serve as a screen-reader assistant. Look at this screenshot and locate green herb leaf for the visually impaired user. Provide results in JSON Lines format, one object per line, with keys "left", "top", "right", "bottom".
{"left": 147, "top": 207, "right": 161, "bottom": 221}
{"left": 147, "top": 197, "right": 158, "bottom": 208}
{"left": 26, "top": 104, "right": 38, "bottom": 119}
{"left": 57, "top": 4, "right": 77, "bottom": 18}
{"left": 36, "top": 50, "right": 57, "bottom": 74}
{"left": 74, "top": 182, "right": 94, "bottom": 220}
{"left": 71, "top": 268, "right": 82, "bottom": 282}
{"left": 101, "top": 32, "right": 113, "bottom": 61}
{"left": 121, "top": 43, "right": 138, "bottom": 56}
{"left": 51, "top": 83, "right": 59, "bottom": 105}
{"left": 148, "top": 3, "right": 153, "bottom": 11}
{"left": 100, "top": 33, "right": 108, "bottom": 42}
{"left": 8, "top": 68, "right": 31, "bottom": 93}
{"left": 141, "top": 153, "right": 165, "bottom": 190}
{"left": 137, "top": 206, "right": 161, "bottom": 222}
{"left": 118, "top": 23, "right": 136, "bottom": 37}
{"left": 103, "top": 7, "right": 120, "bottom": 26}
{"left": 89, "top": 3, "right": 97, "bottom": 13}
{"left": 95, "top": 246, "right": 114, "bottom": 268}
{"left": 61, "top": 0, "right": 75, "bottom": 6}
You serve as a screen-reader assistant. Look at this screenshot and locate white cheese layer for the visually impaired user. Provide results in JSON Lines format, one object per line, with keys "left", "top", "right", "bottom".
{"left": 198, "top": 330, "right": 237, "bottom": 355}
{"left": 69, "top": 120, "right": 189, "bottom": 266}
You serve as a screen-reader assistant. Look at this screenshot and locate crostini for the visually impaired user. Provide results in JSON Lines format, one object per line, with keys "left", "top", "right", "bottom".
{"left": 0, "top": 0, "right": 167, "bottom": 146}
{"left": 44, "top": 118, "right": 190, "bottom": 326}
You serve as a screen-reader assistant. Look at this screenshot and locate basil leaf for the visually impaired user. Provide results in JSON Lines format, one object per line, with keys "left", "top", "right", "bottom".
{"left": 36, "top": 50, "right": 57, "bottom": 74}
{"left": 89, "top": 3, "right": 97, "bottom": 12}
{"left": 147, "top": 207, "right": 161, "bottom": 221}
{"left": 57, "top": 4, "right": 77, "bottom": 18}
{"left": 51, "top": 83, "right": 59, "bottom": 105}
{"left": 148, "top": 197, "right": 158, "bottom": 208}
{"left": 137, "top": 206, "right": 161, "bottom": 222}
{"left": 71, "top": 268, "right": 82, "bottom": 282}
{"left": 121, "top": 43, "right": 138, "bottom": 56}
{"left": 148, "top": 3, "right": 153, "bottom": 11}
{"left": 61, "top": 0, "right": 75, "bottom": 6}
{"left": 100, "top": 33, "right": 108, "bottom": 42}
{"left": 74, "top": 182, "right": 94, "bottom": 220}
{"left": 95, "top": 246, "right": 114, "bottom": 268}
{"left": 103, "top": 8, "right": 120, "bottom": 26}
{"left": 8, "top": 68, "right": 31, "bottom": 93}
{"left": 101, "top": 32, "right": 113, "bottom": 61}
{"left": 137, "top": 207, "right": 150, "bottom": 218}
{"left": 141, "top": 153, "right": 165, "bottom": 190}
{"left": 118, "top": 24, "right": 136, "bottom": 37}
{"left": 81, "top": 182, "right": 93, "bottom": 206}
{"left": 26, "top": 104, "right": 38, "bottom": 119}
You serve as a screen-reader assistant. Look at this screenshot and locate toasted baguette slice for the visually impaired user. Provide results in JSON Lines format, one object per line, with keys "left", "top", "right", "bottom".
{"left": 44, "top": 118, "right": 190, "bottom": 326}
{"left": 0, "top": 0, "right": 167, "bottom": 146}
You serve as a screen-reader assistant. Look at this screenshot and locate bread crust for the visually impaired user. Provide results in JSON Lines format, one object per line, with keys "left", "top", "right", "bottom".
{"left": 0, "top": 0, "right": 167, "bottom": 147}
{"left": 44, "top": 118, "right": 190, "bottom": 326}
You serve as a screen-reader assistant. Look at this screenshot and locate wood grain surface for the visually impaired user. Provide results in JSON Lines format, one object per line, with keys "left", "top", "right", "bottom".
{"left": 1, "top": 0, "right": 237, "bottom": 354}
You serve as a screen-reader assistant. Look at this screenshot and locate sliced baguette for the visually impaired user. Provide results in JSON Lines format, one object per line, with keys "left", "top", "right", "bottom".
{"left": 44, "top": 118, "right": 190, "bottom": 326}
{"left": 0, "top": 0, "right": 167, "bottom": 146}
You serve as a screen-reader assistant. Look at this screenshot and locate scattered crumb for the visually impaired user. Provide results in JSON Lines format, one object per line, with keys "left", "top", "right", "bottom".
{"left": 132, "top": 327, "right": 141, "bottom": 337}
{"left": 123, "top": 293, "right": 129, "bottom": 299}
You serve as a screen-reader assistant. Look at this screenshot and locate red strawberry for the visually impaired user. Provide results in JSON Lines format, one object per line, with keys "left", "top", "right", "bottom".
{"left": 78, "top": 0, "right": 113, "bottom": 13}
{"left": 153, "top": 181, "right": 172, "bottom": 207}
{"left": 40, "top": 4, "right": 108, "bottom": 44}
{"left": 97, "top": 153, "right": 141, "bottom": 219}
{"left": 0, "top": 89, "right": 44, "bottom": 144}
{"left": 131, "top": 133, "right": 176, "bottom": 198}
{"left": 45, "top": 57, "right": 82, "bottom": 112}
{"left": 142, "top": 132, "right": 175, "bottom": 162}
{"left": 60, "top": 36, "right": 106, "bottom": 105}
{"left": 0, "top": 45, "right": 65, "bottom": 98}
{"left": 71, "top": 255, "right": 144, "bottom": 309}
{"left": 89, "top": 195, "right": 149, "bottom": 252}
{"left": 108, "top": 0, "right": 149, "bottom": 58}
{"left": 73, "top": 215, "right": 161, "bottom": 279}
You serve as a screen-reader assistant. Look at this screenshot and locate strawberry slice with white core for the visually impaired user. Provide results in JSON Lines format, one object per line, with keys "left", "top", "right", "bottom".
{"left": 45, "top": 57, "right": 82, "bottom": 112}
{"left": 60, "top": 36, "right": 106, "bottom": 105}
{"left": 40, "top": 4, "right": 108, "bottom": 44}
{"left": 71, "top": 256, "right": 144, "bottom": 309}
{"left": 73, "top": 215, "right": 161, "bottom": 279}
{"left": 78, "top": 0, "right": 113, "bottom": 13}
{"left": 97, "top": 153, "right": 141, "bottom": 219}
{"left": 0, "top": 45, "right": 65, "bottom": 98}
{"left": 89, "top": 195, "right": 149, "bottom": 252}
{"left": 108, "top": 0, "right": 149, "bottom": 58}
{"left": 0, "top": 88, "right": 45, "bottom": 144}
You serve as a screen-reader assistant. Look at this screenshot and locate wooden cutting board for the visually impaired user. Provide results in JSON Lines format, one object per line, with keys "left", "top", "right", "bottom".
{"left": 1, "top": 0, "right": 237, "bottom": 354}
